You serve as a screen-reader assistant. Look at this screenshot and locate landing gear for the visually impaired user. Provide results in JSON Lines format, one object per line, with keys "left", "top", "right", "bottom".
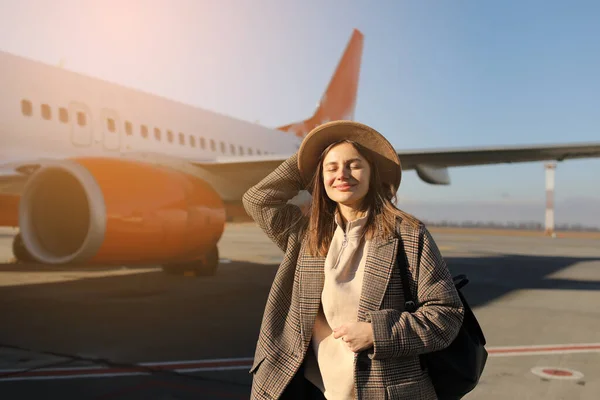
{"left": 12, "top": 233, "right": 35, "bottom": 263}
{"left": 161, "top": 246, "right": 219, "bottom": 276}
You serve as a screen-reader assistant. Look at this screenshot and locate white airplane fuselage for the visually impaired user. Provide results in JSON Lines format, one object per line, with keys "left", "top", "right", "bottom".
{"left": 0, "top": 50, "right": 302, "bottom": 171}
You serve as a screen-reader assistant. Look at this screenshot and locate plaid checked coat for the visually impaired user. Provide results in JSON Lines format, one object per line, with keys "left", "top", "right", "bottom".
{"left": 242, "top": 154, "right": 464, "bottom": 400}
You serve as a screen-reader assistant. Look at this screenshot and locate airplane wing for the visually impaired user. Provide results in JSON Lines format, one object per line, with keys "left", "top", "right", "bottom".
{"left": 191, "top": 142, "right": 600, "bottom": 191}
{"left": 396, "top": 142, "right": 600, "bottom": 169}
{"left": 395, "top": 142, "right": 600, "bottom": 184}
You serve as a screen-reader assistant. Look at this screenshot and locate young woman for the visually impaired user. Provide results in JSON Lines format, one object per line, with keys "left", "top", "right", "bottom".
{"left": 243, "top": 121, "right": 464, "bottom": 400}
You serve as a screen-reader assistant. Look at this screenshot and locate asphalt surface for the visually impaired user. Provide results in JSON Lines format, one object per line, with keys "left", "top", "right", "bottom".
{"left": 0, "top": 224, "right": 599, "bottom": 399}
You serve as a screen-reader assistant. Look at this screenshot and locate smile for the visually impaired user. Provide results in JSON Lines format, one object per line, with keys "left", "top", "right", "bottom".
{"left": 334, "top": 184, "right": 355, "bottom": 191}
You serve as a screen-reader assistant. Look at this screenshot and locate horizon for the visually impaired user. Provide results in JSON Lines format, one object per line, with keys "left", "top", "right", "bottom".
{"left": 399, "top": 196, "right": 600, "bottom": 229}
{"left": 1, "top": 1, "right": 599, "bottom": 219}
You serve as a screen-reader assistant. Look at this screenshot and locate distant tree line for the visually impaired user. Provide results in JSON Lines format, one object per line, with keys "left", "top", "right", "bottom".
{"left": 422, "top": 220, "right": 600, "bottom": 232}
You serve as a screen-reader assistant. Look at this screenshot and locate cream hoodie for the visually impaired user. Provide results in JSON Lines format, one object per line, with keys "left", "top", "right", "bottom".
{"left": 304, "top": 212, "right": 370, "bottom": 399}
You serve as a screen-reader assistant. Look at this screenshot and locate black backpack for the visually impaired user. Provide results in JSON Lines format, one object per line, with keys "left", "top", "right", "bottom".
{"left": 396, "top": 239, "right": 488, "bottom": 400}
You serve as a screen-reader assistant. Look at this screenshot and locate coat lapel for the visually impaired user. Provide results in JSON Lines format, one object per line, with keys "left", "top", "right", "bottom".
{"left": 357, "top": 233, "right": 398, "bottom": 322}
{"left": 297, "top": 251, "right": 325, "bottom": 346}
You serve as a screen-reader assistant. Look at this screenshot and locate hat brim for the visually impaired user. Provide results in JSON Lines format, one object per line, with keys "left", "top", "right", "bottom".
{"left": 297, "top": 120, "right": 401, "bottom": 191}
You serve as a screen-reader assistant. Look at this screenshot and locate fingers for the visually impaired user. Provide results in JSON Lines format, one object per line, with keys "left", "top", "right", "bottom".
{"left": 332, "top": 325, "right": 347, "bottom": 339}
{"left": 333, "top": 323, "right": 372, "bottom": 353}
{"left": 346, "top": 340, "right": 362, "bottom": 353}
{"left": 336, "top": 333, "right": 363, "bottom": 353}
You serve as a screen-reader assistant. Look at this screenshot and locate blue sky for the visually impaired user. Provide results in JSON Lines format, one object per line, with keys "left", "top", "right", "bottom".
{"left": 1, "top": 0, "right": 599, "bottom": 208}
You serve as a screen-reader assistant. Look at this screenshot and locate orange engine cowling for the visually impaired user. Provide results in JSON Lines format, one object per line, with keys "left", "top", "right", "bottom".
{"left": 18, "top": 157, "right": 225, "bottom": 265}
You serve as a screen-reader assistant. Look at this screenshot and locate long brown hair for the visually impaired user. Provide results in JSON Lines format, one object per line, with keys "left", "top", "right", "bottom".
{"left": 305, "top": 140, "right": 421, "bottom": 256}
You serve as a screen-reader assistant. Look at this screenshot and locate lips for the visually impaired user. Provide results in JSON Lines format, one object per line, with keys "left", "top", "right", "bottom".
{"left": 334, "top": 184, "right": 355, "bottom": 191}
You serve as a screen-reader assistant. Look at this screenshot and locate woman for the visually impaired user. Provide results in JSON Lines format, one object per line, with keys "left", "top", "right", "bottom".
{"left": 243, "top": 121, "right": 464, "bottom": 400}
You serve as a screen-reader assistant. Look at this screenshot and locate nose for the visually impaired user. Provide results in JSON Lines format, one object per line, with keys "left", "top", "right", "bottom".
{"left": 336, "top": 167, "right": 350, "bottom": 180}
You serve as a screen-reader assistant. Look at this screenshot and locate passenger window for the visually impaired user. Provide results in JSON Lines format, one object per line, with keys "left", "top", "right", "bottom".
{"left": 59, "top": 107, "right": 69, "bottom": 123}
{"left": 199, "top": 137, "right": 205, "bottom": 149}
{"left": 179, "top": 132, "right": 185, "bottom": 145}
{"left": 220, "top": 142, "right": 226, "bottom": 154}
{"left": 41, "top": 104, "right": 52, "bottom": 120}
{"left": 230, "top": 144, "right": 236, "bottom": 155}
{"left": 141, "top": 125, "right": 148, "bottom": 138}
{"left": 239, "top": 146, "right": 244, "bottom": 156}
{"left": 257, "top": 149, "right": 262, "bottom": 155}
{"left": 190, "top": 136, "right": 196, "bottom": 148}
{"left": 210, "top": 139, "right": 216, "bottom": 152}
{"left": 167, "top": 130, "right": 174, "bottom": 143}
{"left": 248, "top": 148, "right": 253, "bottom": 155}
{"left": 125, "top": 121, "right": 132, "bottom": 135}
{"left": 77, "top": 111, "right": 87, "bottom": 126}
{"left": 107, "top": 118, "right": 116, "bottom": 132}
{"left": 154, "top": 128, "right": 161, "bottom": 141}
{"left": 21, "top": 100, "right": 33, "bottom": 116}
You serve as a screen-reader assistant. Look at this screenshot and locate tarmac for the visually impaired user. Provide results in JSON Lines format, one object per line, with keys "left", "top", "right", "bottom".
{"left": 0, "top": 224, "right": 599, "bottom": 399}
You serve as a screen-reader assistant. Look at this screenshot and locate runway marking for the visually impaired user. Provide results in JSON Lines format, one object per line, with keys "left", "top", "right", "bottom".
{"left": 531, "top": 366, "right": 584, "bottom": 380}
{"left": 488, "top": 343, "right": 600, "bottom": 357}
{"left": 2, "top": 343, "right": 600, "bottom": 381}
{"left": 0, "top": 357, "right": 254, "bottom": 382}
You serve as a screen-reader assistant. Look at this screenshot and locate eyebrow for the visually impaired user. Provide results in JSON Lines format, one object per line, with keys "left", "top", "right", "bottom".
{"left": 324, "top": 158, "right": 363, "bottom": 167}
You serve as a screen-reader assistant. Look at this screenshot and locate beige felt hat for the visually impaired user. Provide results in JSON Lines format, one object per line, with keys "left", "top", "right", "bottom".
{"left": 297, "top": 120, "right": 401, "bottom": 190}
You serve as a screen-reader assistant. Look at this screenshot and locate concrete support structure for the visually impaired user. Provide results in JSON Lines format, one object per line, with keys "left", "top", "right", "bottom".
{"left": 545, "top": 163, "right": 556, "bottom": 236}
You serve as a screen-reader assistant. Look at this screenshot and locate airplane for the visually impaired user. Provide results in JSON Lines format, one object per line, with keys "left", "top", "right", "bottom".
{"left": 1, "top": 29, "right": 600, "bottom": 276}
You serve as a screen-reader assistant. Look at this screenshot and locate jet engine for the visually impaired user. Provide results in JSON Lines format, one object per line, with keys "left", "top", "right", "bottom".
{"left": 16, "top": 157, "right": 225, "bottom": 275}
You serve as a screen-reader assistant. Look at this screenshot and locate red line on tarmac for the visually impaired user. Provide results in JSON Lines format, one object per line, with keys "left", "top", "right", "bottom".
{"left": 0, "top": 358, "right": 254, "bottom": 381}
{"left": 3, "top": 343, "right": 600, "bottom": 381}
{"left": 488, "top": 343, "right": 600, "bottom": 355}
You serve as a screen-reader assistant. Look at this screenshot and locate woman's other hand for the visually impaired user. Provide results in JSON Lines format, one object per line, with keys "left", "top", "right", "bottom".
{"left": 333, "top": 322, "right": 374, "bottom": 353}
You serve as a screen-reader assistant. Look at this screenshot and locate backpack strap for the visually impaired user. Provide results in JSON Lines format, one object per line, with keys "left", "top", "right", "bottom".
{"left": 396, "top": 236, "right": 417, "bottom": 313}
{"left": 396, "top": 235, "right": 427, "bottom": 371}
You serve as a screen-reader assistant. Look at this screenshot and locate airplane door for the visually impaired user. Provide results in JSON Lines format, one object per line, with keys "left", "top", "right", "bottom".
{"left": 69, "top": 102, "right": 93, "bottom": 147}
{"left": 100, "top": 109, "right": 121, "bottom": 151}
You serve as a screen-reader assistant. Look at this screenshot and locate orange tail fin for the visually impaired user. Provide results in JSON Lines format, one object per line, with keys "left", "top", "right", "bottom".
{"left": 278, "top": 29, "right": 364, "bottom": 138}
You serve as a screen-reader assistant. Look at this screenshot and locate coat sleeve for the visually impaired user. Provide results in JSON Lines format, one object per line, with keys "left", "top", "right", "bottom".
{"left": 242, "top": 153, "right": 308, "bottom": 253}
{"left": 365, "top": 226, "right": 464, "bottom": 359}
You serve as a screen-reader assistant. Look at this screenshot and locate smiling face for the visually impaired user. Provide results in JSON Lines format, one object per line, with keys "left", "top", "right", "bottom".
{"left": 322, "top": 142, "right": 371, "bottom": 208}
